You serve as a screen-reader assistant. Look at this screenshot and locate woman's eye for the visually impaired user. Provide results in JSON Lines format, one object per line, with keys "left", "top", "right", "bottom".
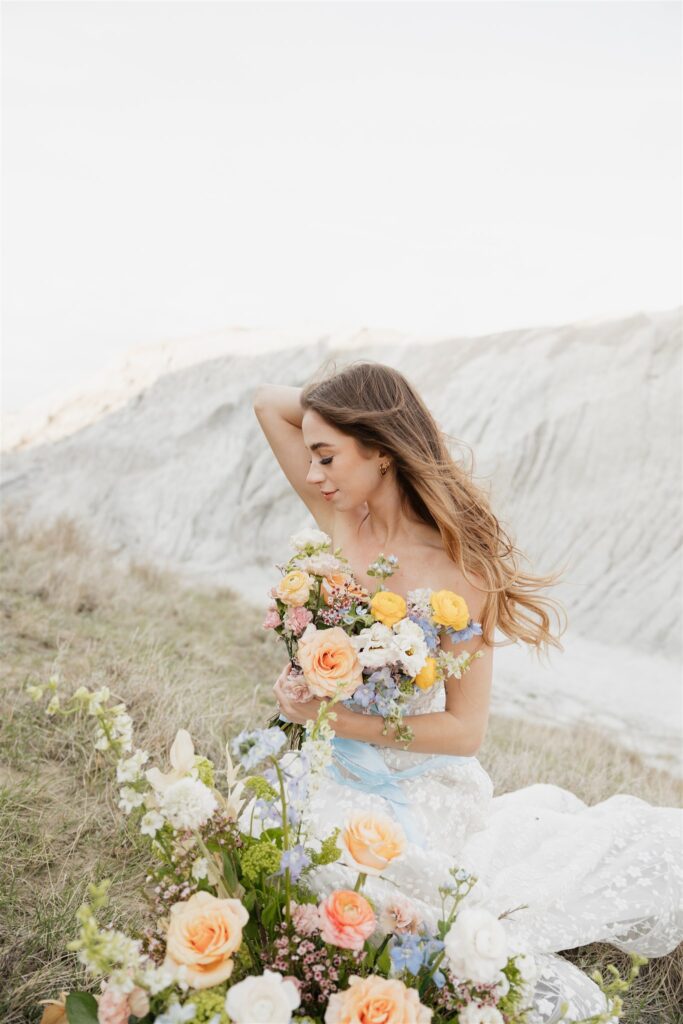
{"left": 320, "top": 456, "right": 333, "bottom": 465}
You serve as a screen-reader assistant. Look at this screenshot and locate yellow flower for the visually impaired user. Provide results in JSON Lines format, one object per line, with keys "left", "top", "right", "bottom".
{"left": 430, "top": 589, "right": 469, "bottom": 630}
{"left": 370, "top": 590, "right": 407, "bottom": 627}
{"left": 276, "top": 570, "right": 312, "bottom": 607}
{"left": 414, "top": 656, "right": 437, "bottom": 690}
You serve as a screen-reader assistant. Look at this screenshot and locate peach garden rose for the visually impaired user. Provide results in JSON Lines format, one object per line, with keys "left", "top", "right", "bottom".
{"left": 163, "top": 890, "right": 249, "bottom": 989}
{"left": 296, "top": 624, "right": 364, "bottom": 699}
{"left": 340, "top": 811, "right": 407, "bottom": 876}
{"left": 324, "top": 974, "right": 433, "bottom": 1024}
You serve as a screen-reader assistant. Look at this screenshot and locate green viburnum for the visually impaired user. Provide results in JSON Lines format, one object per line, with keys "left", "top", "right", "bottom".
{"left": 185, "top": 985, "right": 230, "bottom": 1023}
{"left": 310, "top": 827, "right": 341, "bottom": 866}
{"left": 240, "top": 841, "right": 282, "bottom": 886}
{"left": 193, "top": 755, "right": 215, "bottom": 787}
{"left": 243, "top": 775, "right": 278, "bottom": 801}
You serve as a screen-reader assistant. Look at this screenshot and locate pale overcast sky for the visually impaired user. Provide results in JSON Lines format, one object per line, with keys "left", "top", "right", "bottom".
{"left": 2, "top": 1, "right": 681, "bottom": 415}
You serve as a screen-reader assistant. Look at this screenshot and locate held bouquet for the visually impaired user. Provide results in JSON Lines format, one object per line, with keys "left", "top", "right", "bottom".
{"left": 31, "top": 679, "right": 638, "bottom": 1024}
{"left": 264, "top": 527, "right": 485, "bottom": 746}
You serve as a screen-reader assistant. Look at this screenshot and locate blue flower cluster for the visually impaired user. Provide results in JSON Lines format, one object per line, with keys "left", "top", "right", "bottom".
{"left": 389, "top": 933, "right": 446, "bottom": 987}
{"left": 277, "top": 843, "right": 311, "bottom": 882}
{"left": 231, "top": 726, "right": 286, "bottom": 771}
{"left": 351, "top": 667, "right": 400, "bottom": 716}
{"left": 444, "top": 620, "right": 483, "bottom": 643}
{"left": 407, "top": 614, "right": 440, "bottom": 654}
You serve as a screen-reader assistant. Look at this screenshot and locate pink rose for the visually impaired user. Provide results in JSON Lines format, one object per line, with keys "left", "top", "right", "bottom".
{"left": 262, "top": 609, "right": 282, "bottom": 629}
{"left": 281, "top": 671, "right": 314, "bottom": 704}
{"left": 283, "top": 605, "right": 314, "bottom": 637}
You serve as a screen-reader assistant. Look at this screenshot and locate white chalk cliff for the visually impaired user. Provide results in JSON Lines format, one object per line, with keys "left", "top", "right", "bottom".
{"left": 2, "top": 308, "right": 681, "bottom": 774}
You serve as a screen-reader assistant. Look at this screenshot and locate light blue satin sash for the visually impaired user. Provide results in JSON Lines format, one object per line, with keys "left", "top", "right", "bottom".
{"left": 327, "top": 736, "right": 474, "bottom": 847}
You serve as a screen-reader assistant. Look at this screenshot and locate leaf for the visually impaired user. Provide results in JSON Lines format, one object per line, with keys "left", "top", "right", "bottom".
{"left": 377, "top": 946, "right": 392, "bottom": 975}
{"left": 65, "top": 992, "right": 99, "bottom": 1024}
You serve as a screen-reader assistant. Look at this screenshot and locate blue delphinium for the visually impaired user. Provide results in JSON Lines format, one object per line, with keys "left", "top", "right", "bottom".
{"left": 444, "top": 620, "right": 483, "bottom": 643}
{"left": 389, "top": 934, "right": 425, "bottom": 975}
{"left": 408, "top": 614, "right": 440, "bottom": 655}
{"left": 277, "top": 844, "right": 311, "bottom": 882}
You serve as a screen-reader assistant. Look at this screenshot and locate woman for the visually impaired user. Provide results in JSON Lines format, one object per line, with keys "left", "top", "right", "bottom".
{"left": 252, "top": 360, "right": 682, "bottom": 1021}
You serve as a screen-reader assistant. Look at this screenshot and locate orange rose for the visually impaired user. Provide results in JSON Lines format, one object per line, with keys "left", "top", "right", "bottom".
{"left": 318, "top": 890, "right": 377, "bottom": 950}
{"left": 341, "top": 811, "right": 407, "bottom": 875}
{"left": 163, "top": 890, "right": 249, "bottom": 989}
{"left": 324, "top": 974, "right": 433, "bottom": 1024}
{"left": 276, "top": 570, "right": 313, "bottom": 607}
{"left": 296, "top": 625, "right": 364, "bottom": 699}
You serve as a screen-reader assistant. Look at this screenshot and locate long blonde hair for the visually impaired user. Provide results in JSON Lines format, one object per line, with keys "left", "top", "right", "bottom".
{"left": 300, "top": 358, "right": 568, "bottom": 661}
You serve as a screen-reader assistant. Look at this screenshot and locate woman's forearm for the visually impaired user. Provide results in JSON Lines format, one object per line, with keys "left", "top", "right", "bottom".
{"left": 252, "top": 384, "right": 304, "bottom": 428}
{"left": 331, "top": 705, "right": 482, "bottom": 757}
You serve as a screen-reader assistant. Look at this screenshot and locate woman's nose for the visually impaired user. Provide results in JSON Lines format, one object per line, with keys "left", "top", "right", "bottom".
{"left": 306, "top": 461, "right": 325, "bottom": 484}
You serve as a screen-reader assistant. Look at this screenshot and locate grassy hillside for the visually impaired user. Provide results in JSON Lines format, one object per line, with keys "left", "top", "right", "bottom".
{"left": 1, "top": 513, "right": 680, "bottom": 1022}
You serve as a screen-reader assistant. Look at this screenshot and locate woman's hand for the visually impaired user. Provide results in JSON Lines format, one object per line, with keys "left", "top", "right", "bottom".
{"left": 272, "top": 661, "right": 327, "bottom": 726}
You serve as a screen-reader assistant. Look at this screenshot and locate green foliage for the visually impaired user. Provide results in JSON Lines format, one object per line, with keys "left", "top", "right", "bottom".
{"left": 309, "top": 826, "right": 341, "bottom": 866}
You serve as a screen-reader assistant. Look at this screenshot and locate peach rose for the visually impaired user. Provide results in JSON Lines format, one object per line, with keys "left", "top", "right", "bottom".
{"left": 38, "top": 993, "right": 69, "bottom": 1024}
{"left": 430, "top": 589, "right": 470, "bottom": 631}
{"left": 318, "top": 890, "right": 377, "bottom": 950}
{"left": 414, "top": 656, "right": 437, "bottom": 690}
{"left": 379, "top": 895, "right": 423, "bottom": 935}
{"left": 163, "top": 890, "right": 249, "bottom": 989}
{"left": 370, "top": 590, "right": 407, "bottom": 627}
{"left": 324, "top": 975, "right": 433, "bottom": 1024}
{"left": 276, "top": 570, "right": 313, "bottom": 607}
{"left": 321, "top": 571, "right": 354, "bottom": 606}
{"left": 341, "top": 811, "right": 407, "bottom": 876}
{"left": 296, "top": 624, "right": 364, "bottom": 699}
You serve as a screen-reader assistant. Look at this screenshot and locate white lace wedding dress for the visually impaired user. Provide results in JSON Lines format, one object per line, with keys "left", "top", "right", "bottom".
{"left": 302, "top": 676, "right": 683, "bottom": 1022}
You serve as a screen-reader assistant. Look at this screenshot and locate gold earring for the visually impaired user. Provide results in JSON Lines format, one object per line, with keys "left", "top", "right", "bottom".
{"left": 379, "top": 461, "right": 389, "bottom": 476}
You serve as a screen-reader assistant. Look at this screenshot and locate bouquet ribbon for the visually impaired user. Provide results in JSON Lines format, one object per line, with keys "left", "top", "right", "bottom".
{"left": 327, "top": 736, "right": 474, "bottom": 847}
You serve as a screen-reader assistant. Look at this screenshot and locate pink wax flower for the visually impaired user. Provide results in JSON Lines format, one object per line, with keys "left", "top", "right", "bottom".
{"left": 289, "top": 899, "right": 322, "bottom": 935}
{"left": 262, "top": 608, "right": 282, "bottom": 629}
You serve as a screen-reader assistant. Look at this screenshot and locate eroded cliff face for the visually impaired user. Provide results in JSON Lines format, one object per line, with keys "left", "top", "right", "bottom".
{"left": 2, "top": 308, "right": 681, "bottom": 772}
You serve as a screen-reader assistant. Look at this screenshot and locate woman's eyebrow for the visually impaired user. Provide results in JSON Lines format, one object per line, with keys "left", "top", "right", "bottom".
{"left": 307, "top": 442, "right": 336, "bottom": 452}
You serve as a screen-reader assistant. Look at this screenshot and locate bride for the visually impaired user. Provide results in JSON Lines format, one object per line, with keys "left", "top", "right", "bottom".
{"left": 251, "top": 360, "right": 683, "bottom": 1022}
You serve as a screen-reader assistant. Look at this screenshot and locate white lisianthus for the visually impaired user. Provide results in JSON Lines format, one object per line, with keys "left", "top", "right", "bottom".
{"left": 158, "top": 777, "right": 218, "bottom": 830}
{"left": 392, "top": 618, "right": 429, "bottom": 675}
{"left": 444, "top": 907, "right": 508, "bottom": 985}
{"left": 289, "top": 527, "right": 331, "bottom": 551}
{"left": 225, "top": 969, "right": 301, "bottom": 1024}
{"left": 140, "top": 809, "right": 165, "bottom": 836}
{"left": 459, "top": 1006, "right": 505, "bottom": 1024}
{"left": 118, "top": 786, "right": 146, "bottom": 815}
{"left": 116, "top": 749, "right": 150, "bottom": 783}
{"left": 351, "top": 622, "right": 396, "bottom": 670}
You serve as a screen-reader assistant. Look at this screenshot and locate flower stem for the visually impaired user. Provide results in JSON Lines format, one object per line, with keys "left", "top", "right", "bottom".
{"left": 354, "top": 872, "right": 367, "bottom": 892}
{"left": 270, "top": 756, "right": 292, "bottom": 931}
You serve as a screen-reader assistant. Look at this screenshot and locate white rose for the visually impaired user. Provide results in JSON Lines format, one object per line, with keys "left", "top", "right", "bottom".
{"left": 296, "top": 552, "right": 343, "bottom": 576}
{"left": 225, "top": 969, "right": 300, "bottom": 1024}
{"left": 289, "top": 528, "right": 331, "bottom": 551}
{"left": 459, "top": 1006, "right": 504, "bottom": 1024}
{"left": 444, "top": 907, "right": 508, "bottom": 986}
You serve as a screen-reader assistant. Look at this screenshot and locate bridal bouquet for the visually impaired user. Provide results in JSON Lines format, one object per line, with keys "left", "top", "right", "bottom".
{"left": 263, "top": 528, "right": 485, "bottom": 746}
{"left": 31, "top": 680, "right": 637, "bottom": 1024}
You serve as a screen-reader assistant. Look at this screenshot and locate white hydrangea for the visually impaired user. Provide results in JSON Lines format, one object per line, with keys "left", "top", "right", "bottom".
{"left": 158, "top": 777, "right": 218, "bottom": 830}
{"left": 407, "top": 587, "right": 433, "bottom": 618}
{"left": 391, "top": 618, "right": 429, "bottom": 675}
{"left": 444, "top": 907, "right": 508, "bottom": 986}
{"left": 289, "top": 527, "right": 331, "bottom": 551}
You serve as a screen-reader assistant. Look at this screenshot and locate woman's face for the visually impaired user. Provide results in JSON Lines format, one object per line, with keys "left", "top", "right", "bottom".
{"left": 302, "top": 408, "right": 383, "bottom": 511}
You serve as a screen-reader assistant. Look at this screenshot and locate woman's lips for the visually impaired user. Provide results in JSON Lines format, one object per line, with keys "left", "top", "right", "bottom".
{"left": 322, "top": 490, "right": 338, "bottom": 500}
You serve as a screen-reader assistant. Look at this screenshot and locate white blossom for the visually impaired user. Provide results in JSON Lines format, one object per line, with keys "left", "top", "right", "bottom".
{"left": 391, "top": 618, "right": 429, "bottom": 675}
{"left": 140, "top": 810, "right": 165, "bottom": 836}
{"left": 158, "top": 777, "right": 217, "bottom": 830}
{"left": 118, "top": 787, "right": 146, "bottom": 815}
{"left": 444, "top": 907, "right": 508, "bottom": 986}
{"left": 225, "top": 970, "right": 301, "bottom": 1024}
{"left": 116, "top": 749, "right": 150, "bottom": 784}
{"left": 289, "top": 527, "right": 331, "bottom": 551}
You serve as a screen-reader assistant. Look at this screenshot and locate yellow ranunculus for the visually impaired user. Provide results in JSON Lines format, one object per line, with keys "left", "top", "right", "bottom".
{"left": 414, "top": 656, "right": 437, "bottom": 690}
{"left": 276, "top": 569, "right": 312, "bottom": 607}
{"left": 370, "top": 590, "right": 407, "bottom": 627}
{"left": 430, "top": 589, "right": 469, "bottom": 630}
